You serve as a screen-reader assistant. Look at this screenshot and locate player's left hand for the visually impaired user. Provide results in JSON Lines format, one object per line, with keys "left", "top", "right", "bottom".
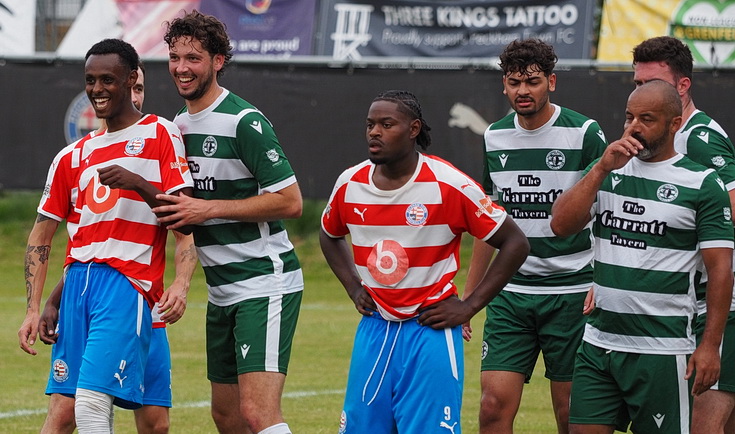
{"left": 158, "top": 283, "right": 188, "bottom": 324}
{"left": 686, "top": 343, "right": 721, "bottom": 396}
{"left": 153, "top": 194, "right": 212, "bottom": 229}
{"left": 418, "top": 296, "right": 473, "bottom": 329}
{"left": 98, "top": 164, "right": 144, "bottom": 190}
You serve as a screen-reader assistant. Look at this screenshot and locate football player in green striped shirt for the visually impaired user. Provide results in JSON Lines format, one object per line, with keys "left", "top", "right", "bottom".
{"left": 552, "top": 80, "right": 733, "bottom": 434}
{"left": 155, "top": 10, "right": 303, "bottom": 434}
{"left": 463, "top": 39, "right": 606, "bottom": 434}
{"left": 633, "top": 36, "right": 735, "bottom": 434}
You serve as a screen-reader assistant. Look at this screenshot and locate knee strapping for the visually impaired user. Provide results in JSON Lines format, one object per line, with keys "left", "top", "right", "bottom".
{"left": 75, "top": 388, "right": 114, "bottom": 433}
{"left": 258, "top": 422, "right": 292, "bottom": 434}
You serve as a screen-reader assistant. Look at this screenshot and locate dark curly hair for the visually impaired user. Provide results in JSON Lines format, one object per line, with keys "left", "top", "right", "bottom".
{"left": 499, "top": 39, "right": 557, "bottom": 77}
{"left": 85, "top": 38, "right": 139, "bottom": 74}
{"left": 373, "top": 90, "right": 432, "bottom": 150}
{"left": 632, "top": 36, "right": 693, "bottom": 81}
{"left": 164, "top": 10, "right": 233, "bottom": 78}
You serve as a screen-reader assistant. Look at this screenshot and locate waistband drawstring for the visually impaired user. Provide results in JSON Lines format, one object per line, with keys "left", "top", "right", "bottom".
{"left": 362, "top": 320, "right": 402, "bottom": 406}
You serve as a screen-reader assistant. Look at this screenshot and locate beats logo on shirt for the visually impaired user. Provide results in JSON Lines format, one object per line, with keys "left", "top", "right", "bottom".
{"left": 367, "top": 239, "right": 409, "bottom": 286}
{"left": 84, "top": 174, "right": 119, "bottom": 214}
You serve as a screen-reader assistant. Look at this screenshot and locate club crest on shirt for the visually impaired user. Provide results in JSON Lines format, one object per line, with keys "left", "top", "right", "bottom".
{"left": 202, "top": 136, "right": 218, "bottom": 157}
{"left": 405, "top": 202, "right": 428, "bottom": 226}
{"left": 52, "top": 359, "right": 70, "bottom": 382}
{"left": 546, "top": 150, "right": 565, "bottom": 170}
{"left": 725, "top": 207, "right": 732, "bottom": 222}
{"left": 266, "top": 149, "right": 280, "bottom": 163}
{"left": 656, "top": 184, "right": 678, "bottom": 203}
{"left": 124, "top": 137, "right": 145, "bottom": 156}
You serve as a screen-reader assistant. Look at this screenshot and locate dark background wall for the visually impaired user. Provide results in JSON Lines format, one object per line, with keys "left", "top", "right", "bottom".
{"left": 2, "top": 60, "right": 733, "bottom": 199}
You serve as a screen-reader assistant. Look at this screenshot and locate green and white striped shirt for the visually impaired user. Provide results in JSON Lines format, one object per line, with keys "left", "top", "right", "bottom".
{"left": 175, "top": 89, "right": 303, "bottom": 307}
{"left": 585, "top": 154, "right": 733, "bottom": 354}
{"left": 483, "top": 104, "right": 607, "bottom": 293}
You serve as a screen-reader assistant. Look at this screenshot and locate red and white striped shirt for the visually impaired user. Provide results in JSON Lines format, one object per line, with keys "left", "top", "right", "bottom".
{"left": 322, "top": 153, "right": 507, "bottom": 320}
{"left": 58, "top": 114, "right": 193, "bottom": 306}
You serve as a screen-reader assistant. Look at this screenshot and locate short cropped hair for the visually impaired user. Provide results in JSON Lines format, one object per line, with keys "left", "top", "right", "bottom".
{"left": 85, "top": 39, "right": 139, "bottom": 73}
{"left": 632, "top": 36, "right": 693, "bottom": 81}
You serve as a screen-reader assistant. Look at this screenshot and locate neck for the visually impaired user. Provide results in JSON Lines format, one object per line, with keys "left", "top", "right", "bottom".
{"left": 517, "top": 101, "right": 554, "bottom": 130}
{"left": 186, "top": 84, "right": 224, "bottom": 114}
{"left": 681, "top": 94, "right": 696, "bottom": 124}
{"left": 105, "top": 109, "right": 142, "bottom": 133}
{"left": 372, "top": 151, "right": 420, "bottom": 190}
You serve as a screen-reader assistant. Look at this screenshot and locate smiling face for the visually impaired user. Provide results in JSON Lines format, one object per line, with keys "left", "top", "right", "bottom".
{"left": 366, "top": 100, "right": 420, "bottom": 166}
{"left": 85, "top": 53, "right": 135, "bottom": 120}
{"left": 168, "top": 36, "right": 222, "bottom": 102}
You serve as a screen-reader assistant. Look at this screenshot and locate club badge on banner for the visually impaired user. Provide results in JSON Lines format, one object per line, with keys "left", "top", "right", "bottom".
{"left": 599, "top": 0, "right": 735, "bottom": 65}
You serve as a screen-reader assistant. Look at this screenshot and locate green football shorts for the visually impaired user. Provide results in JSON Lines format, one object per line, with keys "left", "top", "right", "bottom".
{"left": 206, "top": 291, "right": 302, "bottom": 383}
{"left": 569, "top": 341, "right": 691, "bottom": 433}
{"left": 481, "top": 290, "right": 587, "bottom": 382}
{"left": 696, "top": 310, "right": 735, "bottom": 393}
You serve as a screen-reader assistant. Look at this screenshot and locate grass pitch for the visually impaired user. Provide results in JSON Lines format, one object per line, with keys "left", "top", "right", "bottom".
{"left": 0, "top": 191, "right": 557, "bottom": 433}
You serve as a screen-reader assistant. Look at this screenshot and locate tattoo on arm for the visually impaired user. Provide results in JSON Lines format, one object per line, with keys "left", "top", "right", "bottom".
{"left": 35, "top": 214, "right": 52, "bottom": 223}
{"left": 24, "top": 244, "right": 51, "bottom": 309}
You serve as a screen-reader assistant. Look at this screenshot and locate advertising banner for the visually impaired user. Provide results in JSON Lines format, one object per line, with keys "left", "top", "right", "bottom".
{"left": 598, "top": 0, "right": 735, "bottom": 65}
{"left": 0, "top": 0, "right": 36, "bottom": 55}
{"left": 315, "top": 0, "right": 596, "bottom": 60}
{"left": 57, "top": 0, "right": 317, "bottom": 58}
{"left": 200, "top": 0, "right": 318, "bottom": 56}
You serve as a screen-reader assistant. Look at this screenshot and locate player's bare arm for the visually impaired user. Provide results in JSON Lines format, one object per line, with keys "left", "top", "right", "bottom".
{"left": 319, "top": 229, "right": 377, "bottom": 316}
{"left": 38, "top": 278, "right": 64, "bottom": 344}
{"left": 18, "top": 214, "right": 59, "bottom": 355}
{"left": 551, "top": 128, "right": 643, "bottom": 237}
{"left": 418, "top": 217, "right": 529, "bottom": 329}
{"left": 687, "top": 247, "right": 734, "bottom": 396}
{"left": 153, "top": 182, "right": 303, "bottom": 229}
{"left": 158, "top": 231, "right": 197, "bottom": 324}
{"left": 98, "top": 164, "right": 194, "bottom": 234}
{"left": 461, "top": 238, "right": 496, "bottom": 341}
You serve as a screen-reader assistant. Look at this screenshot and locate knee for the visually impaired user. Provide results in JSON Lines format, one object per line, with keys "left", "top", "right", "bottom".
{"left": 479, "top": 391, "right": 517, "bottom": 425}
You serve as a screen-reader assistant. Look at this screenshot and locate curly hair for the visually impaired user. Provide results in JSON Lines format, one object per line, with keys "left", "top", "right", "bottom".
{"left": 499, "top": 39, "right": 557, "bottom": 77}
{"left": 373, "top": 90, "right": 432, "bottom": 150}
{"left": 85, "top": 39, "right": 139, "bottom": 74}
{"left": 632, "top": 36, "right": 693, "bottom": 81}
{"left": 164, "top": 10, "right": 233, "bottom": 78}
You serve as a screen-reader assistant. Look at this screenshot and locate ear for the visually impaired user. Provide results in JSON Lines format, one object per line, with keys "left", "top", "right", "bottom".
{"left": 676, "top": 76, "right": 691, "bottom": 96}
{"left": 548, "top": 73, "right": 557, "bottom": 92}
{"left": 409, "top": 118, "right": 421, "bottom": 140}
{"left": 127, "top": 68, "right": 138, "bottom": 88}
{"left": 213, "top": 53, "right": 225, "bottom": 73}
{"left": 502, "top": 75, "right": 507, "bottom": 95}
{"left": 670, "top": 115, "right": 683, "bottom": 134}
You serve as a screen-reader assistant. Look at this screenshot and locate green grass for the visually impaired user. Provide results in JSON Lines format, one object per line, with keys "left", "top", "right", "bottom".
{"left": 0, "top": 191, "right": 557, "bottom": 433}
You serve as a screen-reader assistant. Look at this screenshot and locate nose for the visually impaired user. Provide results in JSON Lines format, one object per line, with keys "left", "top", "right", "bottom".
{"left": 368, "top": 125, "right": 381, "bottom": 137}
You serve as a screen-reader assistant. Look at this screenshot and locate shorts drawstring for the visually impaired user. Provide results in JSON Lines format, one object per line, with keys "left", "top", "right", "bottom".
{"left": 80, "top": 262, "right": 93, "bottom": 297}
{"left": 362, "top": 320, "right": 402, "bottom": 406}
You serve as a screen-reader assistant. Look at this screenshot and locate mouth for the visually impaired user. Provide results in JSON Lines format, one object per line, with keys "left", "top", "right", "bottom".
{"left": 177, "top": 75, "right": 195, "bottom": 88}
{"left": 368, "top": 139, "right": 382, "bottom": 152}
{"left": 515, "top": 98, "right": 533, "bottom": 108}
{"left": 632, "top": 132, "right": 648, "bottom": 148}
{"left": 92, "top": 97, "right": 111, "bottom": 111}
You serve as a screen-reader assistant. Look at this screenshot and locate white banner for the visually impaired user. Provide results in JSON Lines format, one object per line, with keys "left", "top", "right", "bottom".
{"left": 0, "top": 0, "right": 36, "bottom": 55}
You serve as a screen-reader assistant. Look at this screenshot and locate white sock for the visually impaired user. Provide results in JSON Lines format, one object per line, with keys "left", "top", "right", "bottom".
{"left": 75, "top": 388, "right": 114, "bottom": 433}
{"left": 258, "top": 422, "right": 292, "bottom": 434}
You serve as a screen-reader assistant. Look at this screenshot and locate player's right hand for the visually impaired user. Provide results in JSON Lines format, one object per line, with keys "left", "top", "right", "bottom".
{"left": 18, "top": 312, "right": 40, "bottom": 355}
